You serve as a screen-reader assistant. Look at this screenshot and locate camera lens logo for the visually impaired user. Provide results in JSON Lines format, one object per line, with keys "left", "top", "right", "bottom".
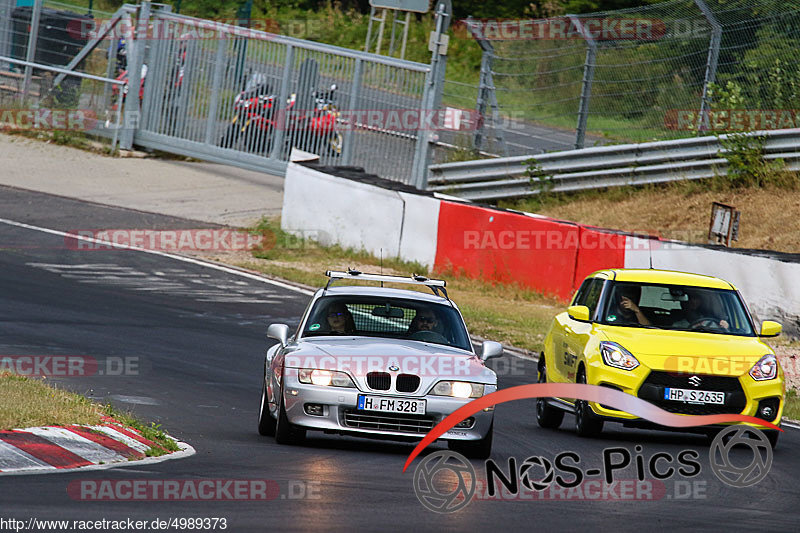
{"left": 519, "top": 456, "right": 554, "bottom": 491}
{"left": 413, "top": 451, "right": 476, "bottom": 513}
{"left": 709, "top": 426, "right": 773, "bottom": 488}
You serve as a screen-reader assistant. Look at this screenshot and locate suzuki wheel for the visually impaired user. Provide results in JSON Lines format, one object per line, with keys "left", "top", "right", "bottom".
{"left": 575, "top": 367, "right": 603, "bottom": 438}
{"left": 536, "top": 357, "right": 564, "bottom": 429}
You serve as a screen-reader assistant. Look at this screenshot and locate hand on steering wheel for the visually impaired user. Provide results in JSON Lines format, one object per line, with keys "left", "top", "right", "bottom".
{"left": 690, "top": 317, "right": 725, "bottom": 330}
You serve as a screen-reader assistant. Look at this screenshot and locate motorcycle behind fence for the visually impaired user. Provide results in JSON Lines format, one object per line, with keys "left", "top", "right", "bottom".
{"left": 218, "top": 72, "right": 343, "bottom": 158}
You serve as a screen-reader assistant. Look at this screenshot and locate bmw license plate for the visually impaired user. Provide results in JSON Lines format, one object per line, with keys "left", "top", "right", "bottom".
{"left": 357, "top": 395, "right": 426, "bottom": 415}
{"left": 664, "top": 388, "right": 724, "bottom": 404}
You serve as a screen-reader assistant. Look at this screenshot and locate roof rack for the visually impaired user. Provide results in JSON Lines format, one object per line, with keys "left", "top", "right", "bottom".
{"left": 324, "top": 269, "right": 448, "bottom": 298}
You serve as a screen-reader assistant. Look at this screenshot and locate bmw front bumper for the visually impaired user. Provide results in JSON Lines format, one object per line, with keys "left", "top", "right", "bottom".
{"left": 278, "top": 370, "right": 495, "bottom": 441}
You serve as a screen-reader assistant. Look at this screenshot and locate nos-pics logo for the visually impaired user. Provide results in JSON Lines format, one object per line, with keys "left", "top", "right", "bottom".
{"left": 413, "top": 425, "right": 773, "bottom": 513}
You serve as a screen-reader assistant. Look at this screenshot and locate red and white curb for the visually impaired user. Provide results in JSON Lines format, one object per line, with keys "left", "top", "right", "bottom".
{"left": 0, "top": 417, "right": 194, "bottom": 476}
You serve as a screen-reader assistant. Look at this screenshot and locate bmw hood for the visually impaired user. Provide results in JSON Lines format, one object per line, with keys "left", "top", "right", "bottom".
{"left": 283, "top": 337, "right": 497, "bottom": 386}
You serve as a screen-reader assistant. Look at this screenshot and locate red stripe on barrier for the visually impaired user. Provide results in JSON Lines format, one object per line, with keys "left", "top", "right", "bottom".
{"left": 64, "top": 426, "right": 145, "bottom": 460}
{"left": 434, "top": 202, "right": 579, "bottom": 300}
{"left": 572, "top": 226, "right": 627, "bottom": 290}
{"left": 0, "top": 430, "right": 92, "bottom": 469}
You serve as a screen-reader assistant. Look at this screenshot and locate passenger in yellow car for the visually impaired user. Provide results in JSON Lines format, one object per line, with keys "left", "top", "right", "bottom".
{"left": 611, "top": 285, "right": 651, "bottom": 326}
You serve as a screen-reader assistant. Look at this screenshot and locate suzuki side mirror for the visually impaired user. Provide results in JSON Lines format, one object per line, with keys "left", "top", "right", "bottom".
{"left": 567, "top": 305, "right": 591, "bottom": 322}
{"left": 759, "top": 321, "right": 782, "bottom": 337}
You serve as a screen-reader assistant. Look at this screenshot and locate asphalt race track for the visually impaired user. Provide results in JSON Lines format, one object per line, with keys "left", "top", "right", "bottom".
{"left": 1, "top": 186, "right": 798, "bottom": 531}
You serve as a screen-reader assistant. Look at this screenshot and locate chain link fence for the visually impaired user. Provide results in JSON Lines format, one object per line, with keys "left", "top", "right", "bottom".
{"left": 0, "top": 0, "right": 127, "bottom": 144}
{"left": 455, "top": 0, "right": 800, "bottom": 157}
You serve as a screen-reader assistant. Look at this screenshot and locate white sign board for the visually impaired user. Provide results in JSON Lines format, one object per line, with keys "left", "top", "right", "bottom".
{"left": 369, "top": 0, "right": 430, "bottom": 13}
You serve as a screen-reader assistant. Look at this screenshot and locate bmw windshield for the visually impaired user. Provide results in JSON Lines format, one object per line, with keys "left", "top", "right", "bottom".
{"left": 599, "top": 282, "right": 756, "bottom": 336}
{"left": 301, "top": 296, "right": 472, "bottom": 351}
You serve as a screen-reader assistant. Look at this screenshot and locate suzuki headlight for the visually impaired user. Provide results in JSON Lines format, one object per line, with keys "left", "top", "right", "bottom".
{"left": 600, "top": 341, "right": 640, "bottom": 370}
{"left": 749, "top": 354, "right": 778, "bottom": 381}
{"left": 432, "top": 381, "right": 484, "bottom": 398}
{"left": 298, "top": 369, "right": 355, "bottom": 388}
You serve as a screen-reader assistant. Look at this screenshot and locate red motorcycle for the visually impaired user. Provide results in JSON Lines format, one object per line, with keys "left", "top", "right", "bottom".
{"left": 105, "top": 38, "right": 186, "bottom": 128}
{"left": 219, "top": 73, "right": 342, "bottom": 157}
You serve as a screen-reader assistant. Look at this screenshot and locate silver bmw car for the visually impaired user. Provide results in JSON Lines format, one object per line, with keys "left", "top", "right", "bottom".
{"left": 257, "top": 270, "right": 502, "bottom": 458}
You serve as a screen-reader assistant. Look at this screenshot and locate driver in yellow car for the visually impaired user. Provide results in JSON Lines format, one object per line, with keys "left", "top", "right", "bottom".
{"left": 681, "top": 290, "right": 730, "bottom": 330}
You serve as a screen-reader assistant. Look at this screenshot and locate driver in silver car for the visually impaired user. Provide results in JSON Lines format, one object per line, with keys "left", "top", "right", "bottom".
{"left": 408, "top": 308, "right": 439, "bottom": 334}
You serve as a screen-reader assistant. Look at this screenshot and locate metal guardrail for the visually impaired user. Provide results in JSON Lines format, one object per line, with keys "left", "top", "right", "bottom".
{"left": 428, "top": 129, "right": 800, "bottom": 201}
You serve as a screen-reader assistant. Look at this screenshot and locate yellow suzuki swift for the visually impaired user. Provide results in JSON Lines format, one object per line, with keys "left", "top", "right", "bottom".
{"left": 538, "top": 269, "right": 784, "bottom": 447}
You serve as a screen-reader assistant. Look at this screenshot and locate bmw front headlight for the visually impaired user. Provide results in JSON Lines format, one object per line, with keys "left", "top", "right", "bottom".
{"left": 432, "top": 381, "right": 484, "bottom": 398}
{"left": 298, "top": 369, "right": 355, "bottom": 388}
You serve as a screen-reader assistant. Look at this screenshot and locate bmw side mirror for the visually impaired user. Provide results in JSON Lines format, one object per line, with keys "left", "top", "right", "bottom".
{"left": 567, "top": 305, "right": 591, "bottom": 322}
{"left": 481, "top": 341, "right": 503, "bottom": 362}
{"left": 267, "top": 323, "right": 290, "bottom": 347}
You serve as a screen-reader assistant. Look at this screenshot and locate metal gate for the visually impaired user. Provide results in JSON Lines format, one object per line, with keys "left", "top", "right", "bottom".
{"left": 131, "top": 5, "right": 434, "bottom": 185}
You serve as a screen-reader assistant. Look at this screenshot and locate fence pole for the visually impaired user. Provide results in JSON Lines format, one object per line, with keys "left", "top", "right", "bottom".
{"left": 0, "top": 0, "right": 13, "bottom": 71}
{"left": 695, "top": 0, "right": 722, "bottom": 134}
{"left": 411, "top": 0, "right": 450, "bottom": 189}
{"left": 139, "top": 3, "right": 171, "bottom": 133}
{"left": 341, "top": 58, "right": 362, "bottom": 166}
{"left": 21, "top": 0, "right": 43, "bottom": 102}
{"left": 120, "top": 1, "right": 152, "bottom": 150}
{"left": 269, "top": 44, "right": 294, "bottom": 160}
{"left": 570, "top": 15, "right": 596, "bottom": 150}
{"left": 204, "top": 33, "right": 227, "bottom": 145}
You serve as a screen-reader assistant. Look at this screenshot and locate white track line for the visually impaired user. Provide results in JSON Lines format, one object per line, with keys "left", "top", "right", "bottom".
{"left": 0, "top": 218, "right": 313, "bottom": 296}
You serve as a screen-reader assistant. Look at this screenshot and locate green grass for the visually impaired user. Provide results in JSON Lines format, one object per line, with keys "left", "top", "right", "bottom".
{"left": 102, "top": 404, "right": 181, "bottom": 456}
{"left": 785, "top": 389, "right": 800, "bottom": 422}
{"left": 0, "top": 371, "right": 179, "bottom": 456}
{"left": 0, "top": 372, "right": 102, "bottom": 429}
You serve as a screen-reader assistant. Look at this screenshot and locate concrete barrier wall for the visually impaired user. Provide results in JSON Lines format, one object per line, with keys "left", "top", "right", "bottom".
{"left": 282, "top": 162, "right": 798, "bottom": 333}
{"left": 282, "top": 163, "right": 439, "bottom": 267}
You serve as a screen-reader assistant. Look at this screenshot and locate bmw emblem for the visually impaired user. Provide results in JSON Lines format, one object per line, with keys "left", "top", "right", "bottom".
{"left": 388, "top": 364, "right": 400, "bottom": 372}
